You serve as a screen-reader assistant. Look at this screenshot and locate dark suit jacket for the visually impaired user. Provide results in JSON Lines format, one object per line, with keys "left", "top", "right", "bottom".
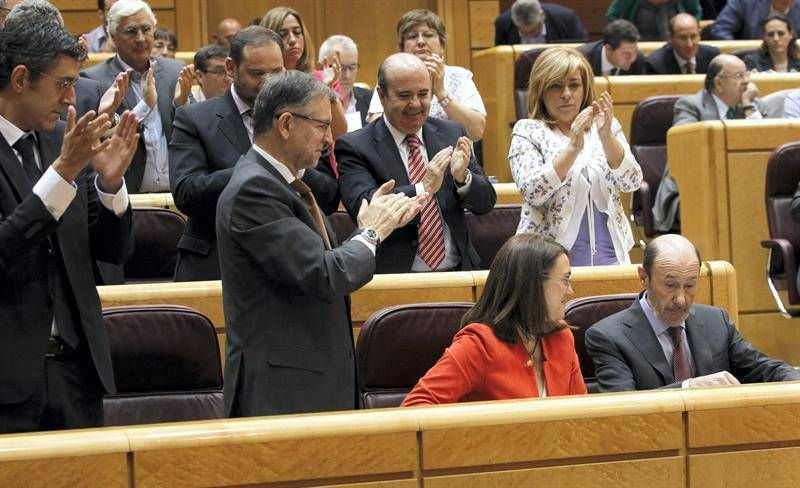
{"left": 645, "top": 44, "right": 721, "bottom": 74}
{"left": 585, "top": 296, "right": 800, "bottom": 392}
{"left": 73, "top": 77, "right": 103, "bottom": 118}
{"left": 577, "top": 40, "right": 646, "bottom": 76}
{"left": 744, "top": 52, "right": 800, "bottom": 72}
{"left": 352, "top": 86, "right": 372, "bottom": 127}
{"left": 494, "top": 4, "right": 588, "bottom": 45}
{"left": 216, "top": 147, "right": 373, "bottom": 417}
{"left": 81, "top": 56, "right": 184, "bottom": 192}
{"left": 335, "top": 117, "right": 496, "bottom": 274}
{"left": 0, "top": 123, "right": 132, "bottom": 403}
{"left": 169, "top": 88, "right": 340, "bottom": 282}
{"left": 711, "top": 0, "right": 800, "bottom": 40}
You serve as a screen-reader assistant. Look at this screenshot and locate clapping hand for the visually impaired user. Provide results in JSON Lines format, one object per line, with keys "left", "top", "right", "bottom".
{"left": 592, "top": 92, "right": 614, "bottom": 139}
{"left": 143, "top": 60, "right": 158, "bottom": 109}
{"left": 93, "top": 111, "right": 140, "bottom": 193}
{"left": 321, "top": 51, "right": 342, "bottom": 87}
{"left": 421, "top": 53, "right": 446, "bottom": 98}
{"left": 450, "top": 136, "right": 471, "bottom": 184}
{"left": 358, "top": 180, "right": 427, "bottom": 241}
{"left": 53, "top": 107, "right": 112, "bottom": 182}
{"left": 173, "top": 64, "right": 196, "bottom": 107}
{"left": 98, "top": 70, "right": 131, "bottom": 120}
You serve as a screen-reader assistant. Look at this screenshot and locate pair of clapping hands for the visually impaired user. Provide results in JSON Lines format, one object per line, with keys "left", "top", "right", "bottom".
{"left": 568, "top": 92, "right": 615, "bottom": 149}
{"left": 355, "top": 135, "right": 471, "bottom": 243}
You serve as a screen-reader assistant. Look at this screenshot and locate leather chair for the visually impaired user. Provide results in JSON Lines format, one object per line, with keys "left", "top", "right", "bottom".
{"left": 760, "top": 142, "right": 800, "bottom": 317}
{"left": 465, "top": 204, "right": 521, "bottom": 269}
{"left": 328, "top": 209, "right": 357, "bottom": 246}
{"left": 356, "top": 302, "right": 473, "bottom": 408}
{"left": 514, "top": 48, "right": 547, "bottom": 121}
{"left": 102, "top": 305, "right": 223, "bottom": 426}
{"left": 731, "top": 48, "right": 758, "bottom": 62}
{"left": 629, "top": 95, "right": 681, "bottom": 237}
{"left": 564, "top": 293, "right": 638, "bottom": 393}
{"left": 124, "top": 207, "right": 185, "bottom": 283}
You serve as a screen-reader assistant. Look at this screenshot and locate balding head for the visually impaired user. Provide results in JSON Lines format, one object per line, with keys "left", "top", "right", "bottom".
{"left": 377, "top": 53, "right": 431, "bottom": 134}
{"left": 215, "top": 17, "right": 242, "bottom": 47}
{"left": 705, "top": 54, "right": 749, "bottom": 106}
{"left": 669, "top": 13, "right": 701, "bottom": 62}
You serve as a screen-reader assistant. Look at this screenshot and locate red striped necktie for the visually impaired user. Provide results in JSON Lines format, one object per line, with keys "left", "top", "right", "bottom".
{"left": 405, "top": 134, "right": 445, "bottom": 270}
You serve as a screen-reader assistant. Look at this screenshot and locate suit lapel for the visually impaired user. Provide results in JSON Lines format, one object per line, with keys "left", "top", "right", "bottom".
{"left": 622, "top": 300, "right": 675, "bottom": 384}
{"left": 217, "top": 90, "right": 251, "bottom": 154}
{"left": 702, "top": 91, "right": 722, "bottom": 120}
{"left": 374, "top": 118, "right": 411, "bottom": 186}
{"left": 154, "top": 59, "right": 174, "bottom": 139}
{"left": 685, "top": 312, "right": 714, "bottom": 376}
{"left": 0, "top": 135, "right": 32, "bottom": 200}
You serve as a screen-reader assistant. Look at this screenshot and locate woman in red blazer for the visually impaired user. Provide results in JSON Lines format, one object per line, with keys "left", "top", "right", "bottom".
{"left": 402, "top": 234, "right": 587, "bottom": 406}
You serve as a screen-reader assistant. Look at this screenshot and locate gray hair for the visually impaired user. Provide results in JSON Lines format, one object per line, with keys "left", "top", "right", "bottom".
{"left": 107, "top": 0, "right": 156, "bottom": 35}
{"left": 511, "top": 0, "right": 542, "bottom": 28}
{"left": 5, "top": 0, "right": 63, "bottom": 29}
{"left": 252, "top": 70, "right": 337, "bottom": 136}
{"left": 318, "top": 34, "right": 357, "bottom": 63}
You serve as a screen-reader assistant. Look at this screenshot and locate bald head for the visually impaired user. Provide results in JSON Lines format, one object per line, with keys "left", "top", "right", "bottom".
{"left": 643, "top": 235, "right": 701, "bottom": 278}
{"left": 214, "top": 17, "right": 242, "bottom": 47}
{"left": 377, "top": 52, "right": 429, "bottom": 93}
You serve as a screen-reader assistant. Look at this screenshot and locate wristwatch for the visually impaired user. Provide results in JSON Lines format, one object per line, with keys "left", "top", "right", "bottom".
{"left": 359, "top": 228, "right": 380, "bottom": 246}
{"left": 438, "top": 92, "right": 452, "bottom": 108}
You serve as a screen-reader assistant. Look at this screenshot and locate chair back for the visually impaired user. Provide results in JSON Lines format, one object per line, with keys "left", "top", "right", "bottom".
{"left": 564, "top": 293, "right": 638, "bottom": 393}
{"left": 124, "top": 207, "right": 185, "bottom": 282}
{"left": 629, "top": 95, "right": 681, "bottom": 236}
{"left": 465, "top": 204, "right": 521, "bottom": 269}
{"left": 514, "top": 48, "right": 547, "bottom": 120}
{"left": 102, "top": 305, "right": 223, "bottom": 426}
{"left": 764, "top": 142, "right": 800, "bottom": 304}
{"left": 356, "top": 302, "right": 473, "bottom": 408}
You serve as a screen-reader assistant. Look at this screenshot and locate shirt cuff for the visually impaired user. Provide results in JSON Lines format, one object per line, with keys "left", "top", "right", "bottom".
{"left": 415, "top": 182, "right": 425, "bottom": 196}
{"left": 351, "top": 235, "right": 376, "bottom": 255}
{"left": 455, "top": 169, "right": 473, "bottom": 196}
{"left": 95, "top": 174, "right": 130, "bottom": 217}
{"left": 745, "top": 108, "right": 762, "bottom": 120}
{"left": 33, "top": 166, "right": 77, "bottom": 221}
{"left": 681, "top": 379, "right": 692, "bottom": 388}
{"left": 133, "top": 99, "right": 154, "bottom": 122}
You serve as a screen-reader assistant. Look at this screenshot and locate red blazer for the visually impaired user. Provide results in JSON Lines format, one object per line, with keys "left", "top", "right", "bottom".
{"left": 402, "top": 323, "right": 587, "bottom": 406}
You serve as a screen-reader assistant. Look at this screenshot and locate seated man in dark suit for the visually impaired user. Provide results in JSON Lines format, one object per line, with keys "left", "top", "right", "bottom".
{"left": 217, "top": 70, "right": 425, "bottom": 417}
{"left": 336, "top": 53, "right": 496, "bottom": 274}
{"left": 578, "top": 19, "right": 646, "bottom": 76}
{"left": 318, "top": 35, "right": 371, "bottom": 130}
{"left": 495, "top": 0, "right": 587, "bottom": 45}
{"left": 0, "top": 21, "right": 139, "bottom": 433}
{"left": 81, "top": 0, "right": 185, "bottom": 193}
{"left": 711, "top": 0, "right": 800, "bottom": 40}
{"left": 169, "top": 26, "right": 339, "bottom": 282}
{"left": 645, "top": 13, "right": 721, "bottom": 74}
{"left": 586, "top": 234, "right": 800, "bottom": 392}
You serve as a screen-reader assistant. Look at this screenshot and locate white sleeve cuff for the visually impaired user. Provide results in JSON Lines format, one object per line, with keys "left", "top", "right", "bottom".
{"left": 455, "top": 170, "right": 473, "bottom": 196}
{"left": 32, "top": 166, "right": 77, "bottom": 220}
{"left": 95, "top": 175, "right": 130, "bottom": 217}
{"left": 681, "top": 379, "right": 692, "bottom": 388}
{"left": 745, "top": 108, "right": 762, "bottom": 120}
{"left": 351, "top": 235, "right": 376, "bottom": 255}
{"left": 415, "top": 182, "right": 426, "bottom": 196}
{"left": 133, "top": 99, "right": 153, "bottom": 121}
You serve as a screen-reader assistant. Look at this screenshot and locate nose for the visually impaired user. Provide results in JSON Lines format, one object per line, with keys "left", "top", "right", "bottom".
{"left": 565, "top": 282, "right": 574, "bottom": 298}
{"left": 673, "top": 290, "right": 686, "bottom": 307}
{"left": 63, "top": 84, "right": 77, "bottom": 107}
{"left": 323, "top": 126, "right": 333, "bottom": 146}
{"left": 560, "top": 84, "right": 571, "bottom": 99}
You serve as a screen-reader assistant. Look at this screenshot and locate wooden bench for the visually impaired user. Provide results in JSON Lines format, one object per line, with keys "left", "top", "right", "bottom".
{"left": 1, "top": 382, "right": 798, "bottom": 487}
{"left": 668, "top": 120, "right": 800, "bottom": 366}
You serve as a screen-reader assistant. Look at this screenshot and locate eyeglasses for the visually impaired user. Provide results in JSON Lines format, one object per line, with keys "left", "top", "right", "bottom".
{"left": 403, "top": 30, "right": 439, "bottom": 43}
{"left": 718, "top": 71, "right": 749, "bottom": 81}
{"left": 36, "top": 71, "right": 79, "bottom": 91}
{"left": 120, "top": 24, "right": 154, "bottom": 38}
{"left": 286, "top": 112, "right": 331, "bottom": 133}
{"left": 544, "top": 274, "right": 572, "bottom": 287}
{"left": 341, "top": 64, "right": 360, "bottom": 73}
{"left": 202, "top": 67, "right": 229, "bottom": 77}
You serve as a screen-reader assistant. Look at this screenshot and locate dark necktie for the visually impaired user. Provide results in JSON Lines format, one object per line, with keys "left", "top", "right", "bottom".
{"left": 668, "top": 327, "right": 692, "bottom": 382}
{"left": 291, "top": 178, "right": 332, "bottom": 250}
{"left": 405, "top": 134, "right": 445, "bottom": 270}
{"left": 685, "top": 61, "right": 695, "bottom": 74}
{"left": 726, "top": 106, "right": 739, "bottom": 120}
{"left": 13, "top": 134, "right": 42, "bottom": 185}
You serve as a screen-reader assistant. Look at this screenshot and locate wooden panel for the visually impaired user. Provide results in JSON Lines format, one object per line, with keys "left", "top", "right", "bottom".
{"left": 425, "top": 457, "right": 684, "bottom": 488}
{"left": 469, "top": 1, "right": 498, "bottom": 49}
{"left": 350, "top": 272, "right": 476, "bottom": 322}
{"left": 326, "top": 481, "right": 419, "bottom": 488}
{"left": 726, "top": 117, "right": 800, "bottom": 151}
{"left": 688, "top": 403, "right": 800, "bottom": 448}
{"left": 492, "top": 183, "right": 521, "bottom": 204}
{"left": 738, "top": 312, "right": 800, "bottom": 366}
{"left": 0, "top": 454, "right": 128, "bottom": 487}
{"left": 689, "top": 447, "right": 800, "bottom": 488}
{"left": 706, "top": 261, "right": 738, "bottom": 323}
{"left": 472, "top": 46, "right": 515, "bottom": 182}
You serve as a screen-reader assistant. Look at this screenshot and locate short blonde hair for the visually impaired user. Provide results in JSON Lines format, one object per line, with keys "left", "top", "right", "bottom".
{"left": 527, "top": 46, "right": 595, "bottom": 124}
{"left": 260, "top": 6, "right": 314, "bottom": 73}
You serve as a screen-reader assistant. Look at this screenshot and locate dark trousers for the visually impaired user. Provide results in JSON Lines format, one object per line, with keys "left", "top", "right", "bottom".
{"left": 0, "top": 341, "right": 104, "bottom": 434}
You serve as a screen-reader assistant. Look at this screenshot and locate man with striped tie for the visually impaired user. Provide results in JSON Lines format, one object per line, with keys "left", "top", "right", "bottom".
{"left": 336, "top": 53, "right": 497, "bottom": 274}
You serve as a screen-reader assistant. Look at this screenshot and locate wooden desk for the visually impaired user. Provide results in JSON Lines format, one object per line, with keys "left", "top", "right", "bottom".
{"left": 668, "top": 120, "right": 800, "bottom": 365}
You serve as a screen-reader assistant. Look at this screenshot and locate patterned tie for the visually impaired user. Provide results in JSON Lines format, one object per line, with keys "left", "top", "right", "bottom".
{"left": 405, "top": 134, "right": 445, "bottom": 270}
{"left": 13, "top": 134, "right": 42, "bottom": 185}
{"left": 291, "top": 178, "right": 332, "bottom": 250}
{"left": 685, "top": 61, "right": 695, "bottom": 74}
{"left": 668, "top": 327, "right": 692, "bottom": 382}
{"left": 726, "top": 106, "right": 738, "bottom": 120}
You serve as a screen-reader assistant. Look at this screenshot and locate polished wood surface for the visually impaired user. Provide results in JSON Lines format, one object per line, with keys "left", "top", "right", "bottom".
{"left": 3, "top": 383, "right": 800, "bottom": 487}
{"left": 668, "top": 120, "right": 800, "bottom": 365}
